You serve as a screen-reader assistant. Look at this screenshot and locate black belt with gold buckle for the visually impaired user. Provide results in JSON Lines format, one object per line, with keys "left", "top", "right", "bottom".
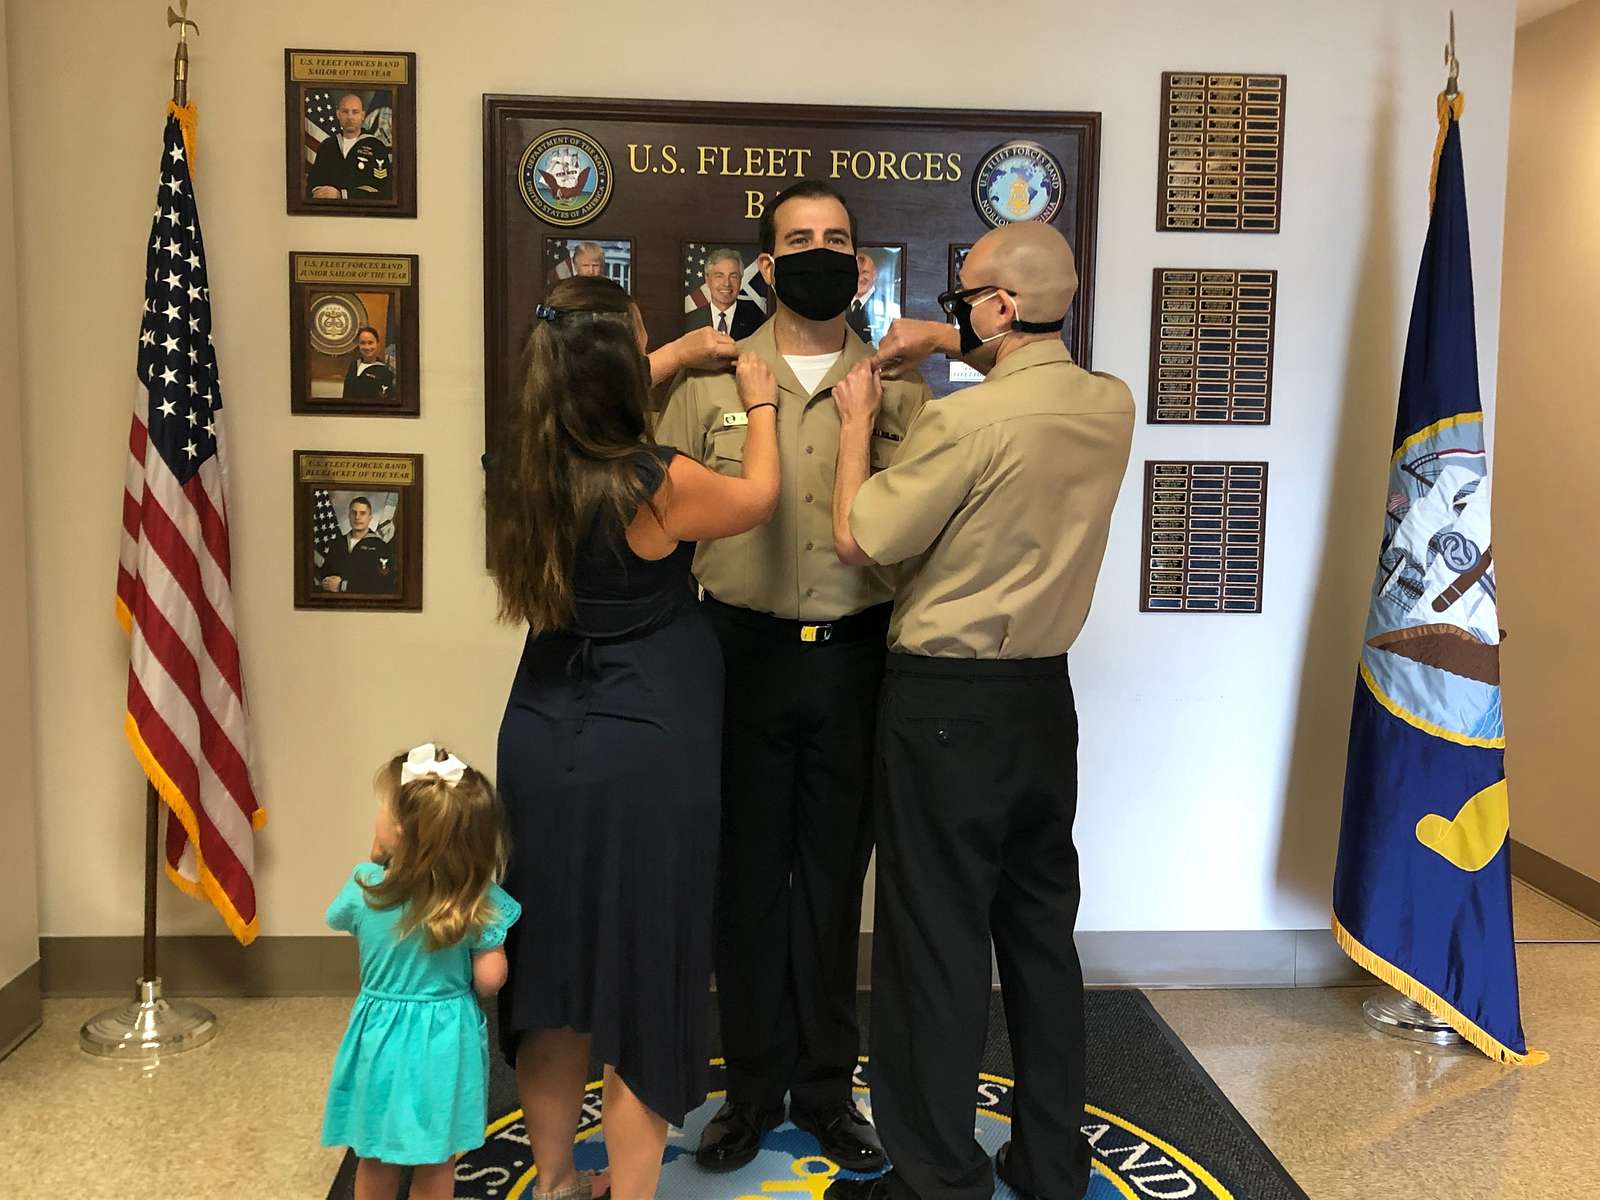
{"left": 701, "top": 594, "right": 887, "bottom": 645}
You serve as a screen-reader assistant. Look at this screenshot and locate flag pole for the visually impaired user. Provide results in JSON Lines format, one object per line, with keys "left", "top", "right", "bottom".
{"left": 143, "top": 782, "right": 159, "bottom": 984}
{"left": 80, "top": 1, "right": 218, "bottom": 1062}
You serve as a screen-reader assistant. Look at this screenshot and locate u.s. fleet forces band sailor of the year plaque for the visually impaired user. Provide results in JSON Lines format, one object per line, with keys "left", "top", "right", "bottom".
{"left": 1141, "top": 461, "right": 1268, "bottom": 614}
{"left": 1148, "top": 268, "right": 1277, "bottom": 424}
{"left": 1157, "top": 73, "right": 1286, "bottom": 233}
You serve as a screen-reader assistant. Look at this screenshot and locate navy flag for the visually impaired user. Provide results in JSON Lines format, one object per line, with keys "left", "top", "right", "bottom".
{"left": 1331, "top": 94, "right": 1544, "bottom": 1065}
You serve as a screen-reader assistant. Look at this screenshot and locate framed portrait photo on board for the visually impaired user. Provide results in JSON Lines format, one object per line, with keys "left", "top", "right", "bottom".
{"left": 285, "top": 49, "right": 417, "bottom": 218}
{"left": 294, "top": 451, "right": 423, "bottom": 611}
{"left": 289, "top": 252, "right": 419, "bottom": 417}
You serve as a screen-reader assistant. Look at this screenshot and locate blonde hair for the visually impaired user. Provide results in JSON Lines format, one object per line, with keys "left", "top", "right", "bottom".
{"left": 360, "top": 748, "right": 509, "bottom": 951}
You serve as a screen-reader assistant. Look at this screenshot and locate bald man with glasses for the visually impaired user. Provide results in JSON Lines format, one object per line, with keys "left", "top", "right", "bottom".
{"left": 825, "top": 222, "right": 1134, "bottom": 1200}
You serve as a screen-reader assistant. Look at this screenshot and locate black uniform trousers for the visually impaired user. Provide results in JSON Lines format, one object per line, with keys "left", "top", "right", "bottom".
{"left": 871, "top": 653, "right": 1090, "bottom": 1200}
{"left": 703, "top": 596, "right": 887, "bottom": 1112}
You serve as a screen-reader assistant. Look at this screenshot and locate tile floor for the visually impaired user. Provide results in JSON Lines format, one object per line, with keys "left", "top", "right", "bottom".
{"left": 1, "top": 881, "right": 1594, "bottom": 1199}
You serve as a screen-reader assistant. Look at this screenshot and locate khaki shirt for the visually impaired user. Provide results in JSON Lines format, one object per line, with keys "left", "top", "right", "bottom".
{"left": 656, "top": 318, "right": 931, "bottom": 621}
{"left": 849, "top": 341, "right": 1134, "bottom": 658}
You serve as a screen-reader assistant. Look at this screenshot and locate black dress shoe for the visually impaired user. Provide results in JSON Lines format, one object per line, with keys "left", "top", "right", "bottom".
{"left": 695, "top": 1101, "right": 784, "bottom": 1171}
{"left": 823, "top": 1170, "right": 898, "bottom": 1200}
{"left": 995, "top": 1141, "right": 1044, "bottom": 1200}
{"left": 791, "top": 1100, "right": 886, "bottom": 1171}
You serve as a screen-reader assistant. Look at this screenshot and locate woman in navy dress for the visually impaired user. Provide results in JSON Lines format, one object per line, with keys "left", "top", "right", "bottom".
{"left": 487, "top": 276, "right": 779, "bottom": 1200}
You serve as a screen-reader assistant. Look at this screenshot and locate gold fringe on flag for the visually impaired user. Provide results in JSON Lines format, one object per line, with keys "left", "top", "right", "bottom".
{"left": 167, "top": 98, "right": 198, "bottom": 173}
{"left": 125, "top": 712, "right": 265, "bottom": 945}
{"left": 1429, "top": 91, "right": 1465, "bottom": 210}
{"left": 1332, "top": 912, "right": 1547, "bottom": 1066}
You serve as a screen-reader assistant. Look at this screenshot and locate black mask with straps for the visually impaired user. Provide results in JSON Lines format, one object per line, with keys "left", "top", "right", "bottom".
{"left": 938, "top": 285, "right": 1065, "bottom": 355}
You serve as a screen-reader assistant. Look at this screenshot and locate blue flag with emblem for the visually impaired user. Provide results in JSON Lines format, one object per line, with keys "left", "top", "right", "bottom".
{"left": 1331, "top": 94, "right": 1544, "bottom": 1065}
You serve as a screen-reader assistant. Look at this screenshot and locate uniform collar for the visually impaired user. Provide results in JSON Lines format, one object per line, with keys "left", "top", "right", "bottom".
{"left": 979, "top": 338, "right": 1073, "bottom": 385}
{"left": 744, "top": 313, "right": 872, "bottom": 400}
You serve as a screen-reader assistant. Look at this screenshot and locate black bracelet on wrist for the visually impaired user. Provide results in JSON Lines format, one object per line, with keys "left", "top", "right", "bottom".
{"left": 746, "top": 402, "right": 777, "bottom": 415}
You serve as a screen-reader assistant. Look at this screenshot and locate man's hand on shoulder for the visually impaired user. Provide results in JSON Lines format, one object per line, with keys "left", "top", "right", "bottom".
{"left": 873, "top": 318, "right": 959, "bottom": 380}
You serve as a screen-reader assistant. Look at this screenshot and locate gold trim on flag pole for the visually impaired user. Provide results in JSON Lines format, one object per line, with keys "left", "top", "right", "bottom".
{"left": 166, "top": 1, "right": 198, "bottom": 167}
{"left": 1430, "top": 13, "right": 1465, "bottom": 209}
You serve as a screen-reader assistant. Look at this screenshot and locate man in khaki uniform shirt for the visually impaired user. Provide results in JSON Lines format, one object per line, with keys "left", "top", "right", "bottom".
{"left": 825, "top": 222, "right": 1133, "bottom": 1200}
{"left": 656, "top": 181, "right": 930, "bottom": 1173}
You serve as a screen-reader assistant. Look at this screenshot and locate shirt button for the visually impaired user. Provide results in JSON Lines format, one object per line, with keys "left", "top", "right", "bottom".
{"left": 806, "top": 587, "right": 816, "bottom": 597}
{"left": 936, "top": 728, "right": 952, "bottom": 745}
{"left": 806, "top": 541, "right": 815, "bottom": 551}
{"left": 806, "top": 445, "right": 815, "bottom": 454}
{"left": 805, "top": 493, "right": 814, "bottom": 503}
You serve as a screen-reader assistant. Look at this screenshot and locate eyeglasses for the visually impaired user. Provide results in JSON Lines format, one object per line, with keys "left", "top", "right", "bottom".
{"left": 935, "top": 284, "right": 1012, "bottom": 317}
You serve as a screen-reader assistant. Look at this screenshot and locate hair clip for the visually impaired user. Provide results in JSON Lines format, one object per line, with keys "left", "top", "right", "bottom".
{"left": 534, "top": 303, "right": 561, "bottom": 323}
{"left": 401, "top": 742, "right": 467, "bottom": 786}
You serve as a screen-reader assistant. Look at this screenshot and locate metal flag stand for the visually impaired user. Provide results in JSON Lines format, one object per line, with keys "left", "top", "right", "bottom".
{"left": 80, "top": 2, "right": 218, "bottom": 1064}
{"left": 1357, "top": 13, "right": 1469, "bottom": 1056}
{"left": 1363, "top": 992, "right": 1469, "bottom": 1048}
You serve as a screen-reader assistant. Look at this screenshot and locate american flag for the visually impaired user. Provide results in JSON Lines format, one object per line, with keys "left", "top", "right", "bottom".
{"left": 311, "top": 489, "right": 342, "bottom": 564}
{"left": 682, "top": 242, "right": 768, "bottom": 315}
{"left": 117, "top": 106, "right": 262, "bottom": 945}
{"left": 303, "top": 89, "right": 340, "bottom": 166}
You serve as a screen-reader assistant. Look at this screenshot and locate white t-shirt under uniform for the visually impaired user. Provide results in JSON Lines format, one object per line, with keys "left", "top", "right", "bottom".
{"left": 783, "top": 352, "right": 842, "bottom": 397}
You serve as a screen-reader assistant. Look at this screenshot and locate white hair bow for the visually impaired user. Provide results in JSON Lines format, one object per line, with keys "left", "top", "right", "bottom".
{"left": 401, "top": 743, "right": 467, "bottom": 786}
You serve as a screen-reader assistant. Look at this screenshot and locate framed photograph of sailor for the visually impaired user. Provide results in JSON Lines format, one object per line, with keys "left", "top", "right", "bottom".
{"left": 285, "top": 50, "right": 417, "bottom": 218}
{"left": 542, "top": 237, "right": 634, "bottom": 293}
{"left": 289, "top": 253, "right": 419, "bottom": 417}
{"left": 680, "top": 241, "right": 768, "bottom": 338}
{"left": 850, "top": 244, "right": 905, "bottom": 345}
{"left": 294, "top": 452, "right": 423, "bottom": 612}
{"left": 949, "top": 243, "right": 972, "bottom": 292}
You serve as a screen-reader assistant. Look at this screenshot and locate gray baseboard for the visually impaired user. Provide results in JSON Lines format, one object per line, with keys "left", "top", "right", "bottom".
{"left": 42, "top": 928, "right": 1366, "bottom": 999}
{"left": 866, "top": 928, "right": 1365, "bottom": 990}
{"left": 1075, "top": 928, "right": 1368, "bottom": 988}
{"left": 39, "top": 936, "right": 358, "bottom": 998}
{"left": 0, "top": 960, "right": 42, "bottom": 1061}
{"left": 1512, "top": 839, "right": 1600, "bottom": 926}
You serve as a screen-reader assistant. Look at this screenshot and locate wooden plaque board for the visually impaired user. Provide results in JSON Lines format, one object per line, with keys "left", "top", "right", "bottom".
{"left": 1157, "top": 72, "right": 1286, "bottom": 233}
{"left": 1141, "top": 460, "right": 1268, "bottom": 614}
{"left": 1148, "top": 268, "right": 1277, "bottom": 425}
{"left": 483, "top": 94, "right": 1102, "bottom": 459}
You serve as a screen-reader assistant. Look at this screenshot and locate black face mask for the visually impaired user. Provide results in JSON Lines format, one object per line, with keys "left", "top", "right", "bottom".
{"left": 771, "top": 248, "right": 859, "bottom": 322}
{"left": 938, "top": 285, "right": 1068, "bottom": 358}
{"left": 947, "top": 289, "right": 1008, "bottom": 356}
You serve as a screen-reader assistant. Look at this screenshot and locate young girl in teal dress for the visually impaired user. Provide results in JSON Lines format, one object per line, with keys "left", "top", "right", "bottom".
{"left": 322, "top": 743, "right": 523, "bottom": 1200}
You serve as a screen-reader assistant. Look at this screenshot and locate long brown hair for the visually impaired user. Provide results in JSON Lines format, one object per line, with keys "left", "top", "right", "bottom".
{"left": 360, "top": 749, "right": 509, "bottom": 951}
{"left": 487, "top": 276, "right": 659, "bottom": 632}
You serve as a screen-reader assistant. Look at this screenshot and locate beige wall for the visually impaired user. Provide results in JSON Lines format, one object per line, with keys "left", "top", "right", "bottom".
{"left": 0, "top": 0, "right": 43, "bottom": 994}
{"left": 13, "top": 0, "right": 1518, "bottom": 939}
{"left": 1496, "top": 0, "right": 1600, "bottom": 884}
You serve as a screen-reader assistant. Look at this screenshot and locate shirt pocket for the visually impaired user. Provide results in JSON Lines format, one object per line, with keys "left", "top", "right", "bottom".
{"left": 870, "top": 432, "right": 901, "bottom": 471}
{"left": 708, "top": 425, "right": 748, "bottom": 478}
